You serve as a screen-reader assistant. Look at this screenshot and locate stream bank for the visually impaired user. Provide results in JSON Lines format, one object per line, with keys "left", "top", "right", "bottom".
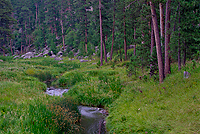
{"left": 46, "top": 87, "right": 108, "bottom": 134}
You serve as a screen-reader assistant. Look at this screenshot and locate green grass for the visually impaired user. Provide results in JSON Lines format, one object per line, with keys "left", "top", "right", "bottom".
{"left": 1, "top": 56, "right": 199, "bottom": 133}
{"left": 106, "top": 63, "right": 200, "bottom": 133}
{"left": 0, "top": 57, "right": 81, "bottom": 133}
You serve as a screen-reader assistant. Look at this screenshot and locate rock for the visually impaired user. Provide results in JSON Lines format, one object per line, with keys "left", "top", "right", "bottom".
{"left": 50, "top": 54, "right": 56, "bottom": 58}
{"left": 80, "top": 59, "right": 88, "bottom": 62}
{"left": 74, "top": 50, "right": 79, "bottom": 57}
{"left": 13, "top": 56, "right": 19, "bottom": 59}
{"left": 84, "top": 56, "right": 88, "bottom": 59}
{"left": 184, "top": 71, "right": 190, "bottom": 78}
{"left": 57, "top": 51, "right": 63, "bottom": 56}
{"left": 21, "top": 52, "right": 35, "bottom": 59}
{"left": 54, "top": 57, "right": 63, "bottom": 61}
{"left": 43, "top": 50, "right": 49, "bottom": 55}
{"left": 107, "top": 52, "right": 110, "bottom": 58}
{"left": 48, "top": 87, "right": 55, "bottom": 90}
{"left": 0, "top": 59, "right": 3, "bottom": 62}
{"left": 92, "top": 63, "right": 97, "bottom": 65}
{"left": 93, "top": 53, "right": 96, "bottom": 56}
{"left": 35, "top": 53, "right": 43, "bottom": 57}
{"left": 58, "top": 61, "right": 64, "bottom": 64}
{"left": 128, "top": 45, "right": 135, "bottom": 49}
{"left": 51, "top": 51, "right": 54, "bottom": 55}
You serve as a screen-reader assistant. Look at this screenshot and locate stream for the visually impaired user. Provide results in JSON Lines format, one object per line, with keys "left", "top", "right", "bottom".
{"left": 46, "top": 87, "right": 108, "bottom": 134}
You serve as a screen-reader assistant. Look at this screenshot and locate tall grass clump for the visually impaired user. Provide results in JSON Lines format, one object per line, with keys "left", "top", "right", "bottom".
{"left": 27, "top": 98, "right": 81, "bottom": 133}
{"left": 54, "top": 71, "right": 88, "bottom": 88}
{"left": 65, "top": 70, "right": 123, "bottom": 107}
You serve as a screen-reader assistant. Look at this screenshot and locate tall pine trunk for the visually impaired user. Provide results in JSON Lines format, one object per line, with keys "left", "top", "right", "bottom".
{"left": 150, "top": 1, "right": 164, "bottom": 83}
{"left": 110, "top": 0, "right": 115, "bottom": 61}
{"left": 164, "top": 0, "right": 171, "bottom": 76}
{"left": 134, "top": 26, "right": 136, "bottom": 55}
{"left": 159, "top": 3, "right": 164, "bottom": 46}
{"left": 123, "top": 7, "right": 127, "bottom": 61}
{"left": 183, "top": 41, "right": 186, "bottom": 66}
{"left": 85, "top": 0, "right": 87, "bottom": 53}
{"left": 178, "top": 4, "right": 181, "bottom": 71}
{"left": 103, "top": 37, "right": 107, "bottom": 63}
{"left": 60, "top": 19, "right": 65, "bottom": 50}
{"left": 99, "top": 0, "right": 103, "bottom": 66}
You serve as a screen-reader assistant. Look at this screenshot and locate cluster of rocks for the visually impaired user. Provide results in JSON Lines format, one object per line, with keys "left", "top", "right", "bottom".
{"left": 13, "top": 48, "right": 63, "bottom": 61}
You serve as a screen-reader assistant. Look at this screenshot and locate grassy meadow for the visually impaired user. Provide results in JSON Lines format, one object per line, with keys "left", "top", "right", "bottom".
{"left": 0, "top": 55, "right": 199, "bottom": 133}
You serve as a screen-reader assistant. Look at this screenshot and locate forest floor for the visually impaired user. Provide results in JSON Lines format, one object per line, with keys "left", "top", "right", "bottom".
{"left": 0, "top": 56, "right": 199, "bottom": 133}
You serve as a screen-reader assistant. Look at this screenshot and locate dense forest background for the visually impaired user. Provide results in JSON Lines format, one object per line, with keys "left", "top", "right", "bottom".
{"left": 0, "top": 0, "right": 200, "bottom": 82}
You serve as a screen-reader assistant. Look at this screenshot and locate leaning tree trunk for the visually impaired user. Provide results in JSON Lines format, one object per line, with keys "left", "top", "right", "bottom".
{"left": 110, "top": 0, "right": 115, "bottom": 61}
{"left": 99, "top": 0, "right": 103, "bottom": 66}
{"left": 150, "top": 1, "right": 164, "bottom": 83}
{"left": 164, "top": 0, "right": 171, "bottom": 76}
{"left": 159, "top": 3, "right": 164, "bottom": 46}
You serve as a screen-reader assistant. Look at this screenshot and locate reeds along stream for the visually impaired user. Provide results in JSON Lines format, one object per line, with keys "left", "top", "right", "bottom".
{"left": 45, "top": 88, "right": 108, "bottom": 134}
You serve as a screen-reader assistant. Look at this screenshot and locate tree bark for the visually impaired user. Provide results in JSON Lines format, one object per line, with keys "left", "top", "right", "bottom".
{"left": 103, "top": 37, "right": 107, "bottom": 63}
{"left": 134, "top": 26, "right": 136, "bottom": 55}
{"left": 178, "top": 4, "right": 181, "bottom": 71}
{"left": 99, "top": 0, "right": 103, "bottom": 66}
{"left": 183, "top": 41, "right": 186, "bottom": 66}
{"left": 35, "top": 3, "right": 38, "bottom": 25}
{"left": 85, "top": 0, "right": 87, "bottom": 53}
{"left": 123, "top": 7, "right": 127, "bottom": 61}
{"left": 60, "top": 19, "right": 65, "bottom": 50}
{"left": 151, "top": 19, "right": 154, "bottom": 55}
{"left": 164, "top": 0, "right": 171, "bottom": 76}
{"left": 159, "top": 3, "right": 164, "bottom": 46}
{"left": 110, "top": 0, "right": 115, "bottom": 61}
{"left": 150, "top": 1, "right": 164, "bottom": 83}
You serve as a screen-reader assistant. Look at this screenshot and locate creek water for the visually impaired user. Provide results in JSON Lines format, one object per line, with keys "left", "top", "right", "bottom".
{"left": 45, "top": 87, "right": 108, "bottom": 134}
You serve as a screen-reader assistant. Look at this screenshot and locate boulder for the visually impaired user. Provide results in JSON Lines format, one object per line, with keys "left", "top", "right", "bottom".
{"left": 0, "top": 59, "right": 3, "bottom": 62}
{"left": 50, "top": 54, "right": 56, "bottom": 58}
{"left": 184, "top": 71, "right": 190, "bottom": 78}
{"left": 58, "top": 61, "right": 64, "bottom": 64}
{"left": 13, "top": 55, "right": 20, "bottom": 59}
{"left": 54, "top": 57, "right": 63, "bottom": 61}
{"left": 84, "top": 56, "right": 88, "bottom": 59}
{"left": 21, "top": 52, "right": 35, "bottom": 59}
{"left": 43, "top": 50, "right": 49, "bottom": 55}
{"left": 35, "top": 53, "right": 43, "bottom": 57}
{"left": 57, "top": 51, "right": 63, "bottom": 56}
{"left": 107, "top": 52, "right": 110, "bottom": 58}
{"left": 80, "top": 59, "right": 88, "bottom": 62}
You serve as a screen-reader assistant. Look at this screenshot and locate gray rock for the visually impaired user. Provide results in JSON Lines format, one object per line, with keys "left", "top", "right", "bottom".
{"left": 128, "top": 45, "right": 135, "bottom": 49}
{"left": 93, "top": 53, "right": 96, "bottom": 56}
{"left": 54, "top": 57, "right": 63, "bottom": 61}
{"left": 92, "top": 63, "right": 97, "bottom": 65}
{"left": 35, "top": 53, "right": 43, "bottom": 57}
{"left": 50, "top": 54, "right": 56, "bottom": 58}
{"left": 107, "top": 52, "right": 110, "bottom": 58}
{"left": 21, "top": 52, "right": 35, "bottom": 59}
{"left": 80, "top": 59, "right": 88, "bottom": 62}
{"left": 43, "top": 50, "right": 49, "bottom": 55}
{"left": 57, "top": 51, "right": 63, "bottom": 56}
{"left": 84, "top": 56, "right": 88, "bottom": 59}
{"left": 58, "top": 61, "right": 64, "bottom": 64}
{"left": 13, "top": 56, "right": 19, "bottom": 59}
{"left": 0, "top": 59, "right": 3, "bottom": 62}
{"left": 184, "top": 71, "right": 190, "bottom": 78}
